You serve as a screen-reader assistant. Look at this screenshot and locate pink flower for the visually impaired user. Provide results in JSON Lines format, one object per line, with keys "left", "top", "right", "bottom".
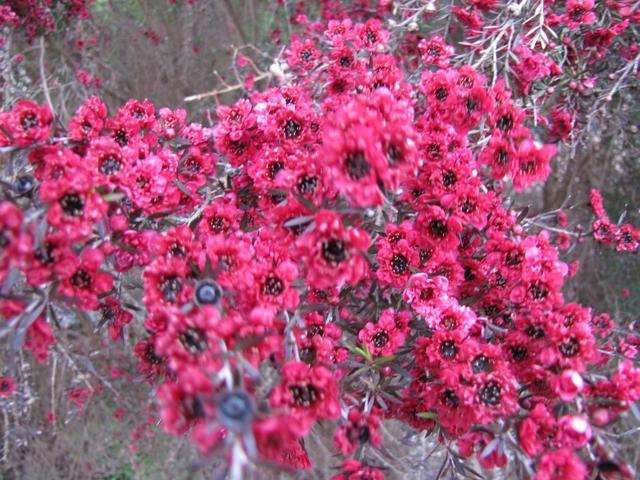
{"left": 0, "top": 377, "right": 17, "bottom": 397}
{"left": 551, "top": 370, "right": 584, "bottom": 401}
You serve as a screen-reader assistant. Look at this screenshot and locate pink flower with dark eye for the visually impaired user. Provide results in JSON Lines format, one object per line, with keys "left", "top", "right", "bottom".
{"left": 0, "top": 377, "right": 16, "bottom": 397}
{"left": 296, "top": 210, "right": 370, "bottom": 289}
{"left": 334, "top": 407, "right": 382, "bottom": 455}
{"left": 353, "top": 18, "right": 389, "bottom": 52}
{"left": 0, "top": 100, "right": 52, "bottom": 147}
{"left": 418, "top": 34, "right": 454, "bottom": 68}
{"left": 563, "top": 0, "right": 597, "bottom": 31}
{"left": 358, "top": 309, "right": 409, "bottom": 357}
{"left": 270, "top": 361, "right": 340, "bottom": 431}
{"left": 56, "top": 247, "right": 114, "bottom": 311}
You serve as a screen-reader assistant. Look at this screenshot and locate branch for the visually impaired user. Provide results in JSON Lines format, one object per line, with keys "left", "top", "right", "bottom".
{"left": 38, "top": 36, "right": 55, "bottom": 116}
{"left": 184, "top": 71, "right": 270, "bottom": 102}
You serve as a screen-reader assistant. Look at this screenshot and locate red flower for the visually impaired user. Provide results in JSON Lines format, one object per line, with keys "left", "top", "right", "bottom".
{"left": 534, "top": 448, "right": 587, "bottom": 480}
{"left": 296, "top": 210, "right": 370, "bottom": 289}
{"left": 418, "top": 34, "right": 454, "bottom": 68}
{"left": 56, "top": 248, "right": 114, "bottom": 311}
{"left": 353, "top": 18, "right": 389, "bottom": 52}
{"left": 519, "top": 403, "right": 558, "bottom": 457}
{"left": 615, "top": 224, "right": 640, "bottom": 252}
{"left": 562, "top": 0, "right": 597, "bottom": 31}
{"left": 39, "top": 163, "right": 108, "bottom": 242}
{"left": 0, "top": 100, "right": 52, "bottom": 147}
{"left": 270, "top": 361, "right": 340, "bottom": 431}
{"left": 0, "top": 377, "right": 16, "bottom": 397}
{"left": 358, "top": 309, "right": 409, "bottom": 357}
{"left": 334, "top": 407, "right": 382, "bottom": 455}
{"left": 332, "top": 460, "right": 385, "bottom": 480}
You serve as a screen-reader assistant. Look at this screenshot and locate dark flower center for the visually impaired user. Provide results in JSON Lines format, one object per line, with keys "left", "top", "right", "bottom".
{"left": 440, "top": 340, "right": 458, "bottom": 359}
{"left": 420, "top": 248, "right": 433, "bottom": 266}
{"left": 179, "top": 327, "right": 208, "bottom": 354}
{"left": 290, "top": 384, "right": 318, "bottom": 407}
{"left": 505, "top": 250, "right": 523, "bottom": 266}
{"left": 284, "top": 119, "right": 302, "bottom": 139}
{"left": 472, "top": 355, "right": 492, "bottom": 374}
{"left": 441, "top": 315, "right": 458, "bottom": 330}
{"left": 496, "top": 114, "right": 514, "bottom": 132}
{"left": 307, "top": 324, "right": 325, "bottom": 338}
{"left": 429, "top": 219, "right": 448, "bottom": 238}
{"left": 262, "top": 274, "right": 284, "bottom": 296}
{"left": 466, "top": 97, "right": 479, "bottom": 113}
{"left": 496, "top": 149, "right": 508, "bottom": 166}
{"left": 99, "top": 155, "right": 122, "bottom": 175}
{"left": 372, "top": 331, "right": 389, "bottom": 349}
{"left": 442, "top": 170, "right": 457, "bottom": 188}
{"left": 461, "top": 198, "right": 475, "bottom": 214}
{"left": 209, "top": 216, "right": 227, "bottom": 233}
{"left": 168, "top": 242, "right": 186, "bottom": 257}
{"left": 345, "top": 151, "right": 371, "bottom": 180}
{"left": 526, "top": 325, "right": 545, "bottom": 339}
{"left": 464, "top": 265, "right": 475, "bottom": 281}
{"left": 230, "top": 140, "right": 246, "bottom": 154}
{"left": 100, "top": 304, "right": 116, "bottom": 323}
{"left": 387, "top": 144, "right": 402, "bottom": 165}
{"left": 559, "top": 337, "right": 580, "bottom": 357}
{"left": 322, "top": 238, "right": 347, "bottom": 264}
{"left": 297, "top": 175, "right": 317, "bottom": 194}
{"left": 427, "top": 143, "right": 442, "bottom": 159}
{"left": 435, "top": 87, "right": 448, "bottom": 101}
{"left": 510, "top": 345, "right": 528, "bottom": 361}
{"left": 60, "top": 192, "right": 85, "bottom": 217}
{"left": 443, "top": 389, "right": 459, "bottom": 407}
{"left": 570, "top": 7, "right": 585, "bottom": 21}
{"left": 300, "top": 50, "right": 312, "bottom": 62}
{"left": 182, "top": 396, "right": 206, "bottom": 421}
{"left": 340, "top": 55, "right": 352, "bottom": 67}
{"left": 268, "top": 161, "right": 284, "bottom": 179}
{"left": 20, "top": 112, "right": 39, "bottom": 130}
{"left": 391, "top": 253, "right": 408, "bottom": 275}
{"left": 528, "top": 281, "right": 549, "bottom": 301}
{"left": 71, "top": 269, "right": 92, "bottom": 289}
{"left": 479, "top": 381, "right": 502, "bottom": 405}
{"left": 458, "top": 76, "right": 474, "bottom": 88}
{"left": 144, "top": 344, "right": 163, "bottom": 365}
{"left": 300, "top": 346, "right": 316, "bottom": 364}
{"left": 365, "top": 29, "right": 377, "bottom": 45}
{"left": 112, "top": 128, "right": 129, "bottom": 146}
{"left": 35, "top": 242, "right": 55, "bottom": 265}
{"left": 160, "top": 275, "right": 183, "bottom": 302}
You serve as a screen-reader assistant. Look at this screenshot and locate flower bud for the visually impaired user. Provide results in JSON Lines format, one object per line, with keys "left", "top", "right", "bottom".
{"left": 551, "top": 369, "right": 584, "bottom": 401}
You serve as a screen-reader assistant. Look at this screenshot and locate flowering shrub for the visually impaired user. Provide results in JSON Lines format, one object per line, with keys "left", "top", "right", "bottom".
{"left": 0, "top": 0, "right": 93, "bottom": 43}
{"left": 1, "top": 0, "right": 639, "bottom": 479}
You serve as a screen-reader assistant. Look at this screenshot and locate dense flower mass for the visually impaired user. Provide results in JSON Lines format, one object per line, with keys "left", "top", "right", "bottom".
{"left": 1, "top": 0, "right": 639, "bottom": 478}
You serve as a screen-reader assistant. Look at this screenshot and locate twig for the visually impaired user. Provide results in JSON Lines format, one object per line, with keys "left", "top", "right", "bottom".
{"left": 38, "top": 37, "right": 55, "bottom": 116}
{"left": 184, "top": 71, "right": 270, "bottom": 102}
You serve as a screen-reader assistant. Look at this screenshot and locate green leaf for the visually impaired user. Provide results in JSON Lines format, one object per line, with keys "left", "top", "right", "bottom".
{"left": 416, "top": 411, "right": 439, "bottom": 421}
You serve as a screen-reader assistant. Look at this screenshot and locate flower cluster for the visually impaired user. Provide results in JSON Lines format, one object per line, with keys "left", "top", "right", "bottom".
{"left": 1, "top": 3, "right": 639, "bottom": 480}
{"left": 0, "top": 0, "right": 93, "bottom": 43}
{"left": 590, "top": 189, "right": 640, "bottom": 252}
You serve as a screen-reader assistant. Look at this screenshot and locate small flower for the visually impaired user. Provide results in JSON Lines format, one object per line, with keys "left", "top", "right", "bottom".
{"left": 0, "top": 377, "right": 16, "bottom": 397}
